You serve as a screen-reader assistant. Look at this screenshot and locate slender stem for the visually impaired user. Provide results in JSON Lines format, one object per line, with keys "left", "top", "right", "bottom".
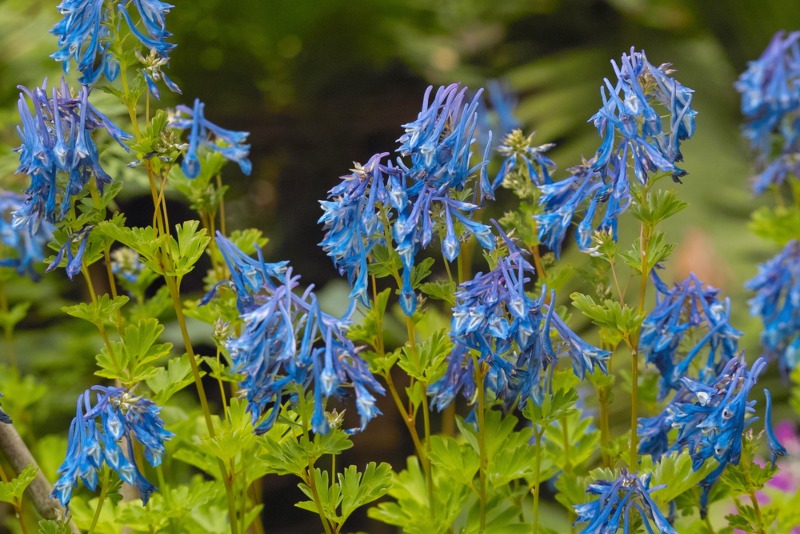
{"left": 475, "top": 360, "right": 487, "bottom": 531}
{"left": 298, "top": 394, "right": 333, "bottom": 534}
{"left": 629, "top": 221, "right": 652, "bottom": 469}
{"left": 88, "top": 469, "right": 110, "bottom": 534}
{"left": 596, "top": 384, "right": 611, "bottom": 467}
{"left": 532, "top": 427, "right": 543, "bottom": 534}
{"left": 704, "top": 514, "right": 716, "bottom": 534}
{"left": 82, "top": 266, "right": 122, "bottom": 372}
{"left": 216, "top": 174, "right": 228, "bottom": 237}
{"left": 382, "top": 371, "right": 426, "bottom": 463}
{"left": 748, "top": 492, "right": 766, "bottom": 534}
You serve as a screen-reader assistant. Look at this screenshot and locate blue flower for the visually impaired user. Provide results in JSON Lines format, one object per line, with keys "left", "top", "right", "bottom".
{"left": 51, "top": 0, "right": 176, "bottom": 86}
{"left": 0, "top": 393, "right": 11, "bottom": 424}
{"left": 573, "top": 470, "right": 676, "bottom": 534}
{"left": 46, "top": 225, "right": 94, "bottom": 281}
{"left": 13, "top": 79, "right": 131, "bottom": 230}
{"left": 429, "top": 249, "right": 609, "bottom": 410}
{"left": 170, "top": 99, "right": 252, "bottom": 179}
{"left": 495, "top": 131, "right": 557, "bottom": 189}
{"left": 319, "top": 153, "right": 397, "bottom": 305}
{"left": 52, "top": 386, "right": 173, "bottom": 510}
{"left": 745, "top": 240, "right": 800, "bottom": 374}
{"left": 216, "top": 238, "right": 384, "bottom": 435}
{"left": 640, "top": 355, "right": 772, "bottom": 515}
{"left": 0, "top": 191, "right": 53, "bottom": 280}
{"left": 110, "top": 246, "right": 144, "bottom": 284}
{"left": 639, "top": 272, "right": 741, "bottom": 399}
{"left": 764, "top": 389, "right": 788, "bottom": 466}
{"left": 735, "top": 31, "right": 800, "bottom": 193}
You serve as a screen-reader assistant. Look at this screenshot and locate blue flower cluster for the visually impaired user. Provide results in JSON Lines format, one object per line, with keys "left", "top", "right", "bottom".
{"left": 495, "top": 132, "right": 556, "bottom": 190}
{"left": 735, "top": 31, "right": 800, "bottom": 194}
{"left": 536, "top": 48, "right": 696, "bottom": 256}
{"left": 46, "top": 225, "right": 95, "bottom": 281}
{"left": 638, "top": 355, "right": 784, "bottom": 514}
{"left": 216, "top": 234, "right": 384, "bottom": 435}
{"left": 320, "top": 84, "right": 497, "bottom": 316}
{"left": 0, "top": 191, "right": 53, "bottom": 280}
{"left": 573, "top": 470, "right": 676, "bottom": 534}
{"left": 639, "top": 273, "right": 741, "bottom": 399}
{"left": 13, "top": 79, "right": 131, "bottom": 231}
{"left": 429, "top": 249, "right": 609, "bottom": 410}
{"left": 110, "top": 246, "right": 145, "bottom": 284}
{"left": 52, "top": 0, "right": 177, "bottom": 89}
{"left": 52, "top": 386, "right": 173, "bottom": 509}
{"left": 170, "top": 98, "right": 252, "bottom": 179}
{"left": 745, "top": 239, "right": 800, "bottom": 374}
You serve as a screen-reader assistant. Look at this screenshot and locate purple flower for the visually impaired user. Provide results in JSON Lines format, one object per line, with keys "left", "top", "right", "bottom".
{"left": 13, "top": 79, "right": 131, "bottom": 231}
{"left": 170, "top": 99, "right": 251, "bottom": 179}
{"left": 52, "top": 386, "right": 173, "bottom": 509}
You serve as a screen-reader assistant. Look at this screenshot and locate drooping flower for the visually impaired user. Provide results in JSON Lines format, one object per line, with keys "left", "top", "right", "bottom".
{"left": 216, "top": 235, "right": 384, "bottom": 435}
{"left": 429, "top": 249, "right": 609, "bottom": 410}
{"left": 170, "top": 99, "right": 252, "bottom": 179}
{"left": 13, "top": 79, "right": 131, "bottom": 231}
{"left": 573, "top": 470, "right": 676, "bottom": 534}
{"left": 0, "top": 394, "right": 11, "bottom": 424}
{"left": 319, "top": 153, "right": 398, "bottom": 305}
{"left": 638, "top": 355, "right": 783, "bottom": 515}
{"left": 735, "top": 31, "right": 800, "bottom": 193}
{"left": 639, "top": 272, "right": 741, "bottom": 399}
{"left": 495, "top": 129, "right": 557, "bottom": 190}
{"left": 764, "top": 389, "right": 788, "bottom": 465}
{"left": 46, "top": 225, "right": 94, "bottom": 281}
{"left": 0, "top": 191, "right": 53, "bottom": 280}
{"left": 52, "top": 386, "right": 173, "bottom": 509}
{"left": 536, "top": 48, "right": 696, "bottom": 257}
{"left": 745, "top": 239, "right": 800, "bottom": 374}
{"left": 51, "top": 0, "right": 177, "bottom": 87}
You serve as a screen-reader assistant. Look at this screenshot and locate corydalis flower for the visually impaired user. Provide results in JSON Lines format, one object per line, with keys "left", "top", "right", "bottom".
{"left": 573, "top": 470, "right": 676, "bottom": 534}
{"left": 638, "top": 356, "right": 785, "bottom": 515}
{"left": 735, "top": 31, "right": 800, "bottom": 193}
{"left": 0, "top": 394, "right": 11, "bottom": 424}
{"left": 13, "top": 79, "right": 131, "bottom": 231}
{"left": 52, "top": 386, "right": 173, "bottom": 509}
{"left": 537, "top": 48, "right": 696, "bottom": 257}
{"left": 495, "top": 129, "right": 556, "bottom": 190}
{"left": 170, "top": 99, "right": 251, "bottom": 179}
{"left": 639, "top": 272, "right": 741, "bottom": 399}
{"left": 319, "top": 153, "right": 398, "bottom": 305}
{"left": 0, "top": 191, "right": 53, "bottom": 280}
{"left": 46, "top": 225, "right": 94, "bottom": 281}
{"left": 745, "top": 240, "right": 800, "bottom": 373}
{"left": 429, "top": 249, "right": 609, "bottom": 410}
{"left": 110, "top": 246, "right": 144, "bottom": 284}
{"left": 216, "top": 234, "right": 384, "bottom": 435}
{"left": 51, "top": 0, "right": 177, "bottom": 86}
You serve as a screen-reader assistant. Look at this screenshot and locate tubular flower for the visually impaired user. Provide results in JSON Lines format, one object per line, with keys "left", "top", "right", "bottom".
{"left": 429, "top": 249, "right": 609, "bottom": 411}
{"left": 216, "top": 236, "right": 384, "bottom": 435}
{"left": 170, "top": 98, "right": 252, "bottom": 179}
{"left": 495, "top": 129, "right": 557, "bottom": 190}
{"left": 51, "top": 0, "right": 177, "bottom": 87}
{"left": 573, "top": 470, "right": 676, "bottom": 534}
{"left": 46, "top": 225, "right": 94, "bottom": 281}
{"left": 110, "top": 246, "right": 144, "bottom": 284}
{"left": 13, "top": 79, "right": 131, "bottom": 231}
{"left": 319, "top": 153, "right": 398, "bottom": 305}
{"left": 0, "top": 191, "right": 53, "bottom": 280}
{"left": 639, "top": 272, "right": 741, "bottom": 399}
{"left": 735, "top": 31, "right": 800, "bottom": 193}
{"left": 638, "top": 356, "right": 784, "bottom": 516}
{"left": 537, "top": 48, "right": 696, "bottom": 257}
{"left": 746, "top": 239, "right": 800, "bottom": 374}
{"left": 52, "top": 386, "right": 173, "bottom": 510}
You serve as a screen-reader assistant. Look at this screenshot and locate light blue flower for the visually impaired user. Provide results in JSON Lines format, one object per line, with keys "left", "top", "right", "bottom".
{"left": 51, "top": 0, "right": 176, "bottom": 86}
{"left": 573, "top": 470, "right": 676, "bottom": 534}
{"left": 170, "top": 99, "right": 251, "bottom": 179}
{"left": 13, "top": 79, "right": 131, "bottom": 231}
{"left": 52, "top": 386, "right": 173, "bottom": 509}
{"left": 735, "top": 31, "right": 800, "bottom": 193}
{"left": 764, "top": 389, "right": 788, "bottom": 465}
{"left": 0, "top": 191, "right": 53, "bottom": 280}
{"left": 46, "top": 225, "right": 94, "bottom": 281}
{"left": 639, "top": 272, "right": 741, "bottom": 399}
{"left": 745, "top": 240, "right": 800, "bottom": 374}
{"left": 215, "top": 238, "right": 383, "bottom": 435}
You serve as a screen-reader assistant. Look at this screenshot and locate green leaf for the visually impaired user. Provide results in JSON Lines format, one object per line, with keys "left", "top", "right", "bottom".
{"left": 62, "top": 294, "right": 129, "bottom": 329}
{"left": 367, "top": 244, "right": 402, "bottom": 279}
{"left": 620, "top": 231, "right": 674, "bottom": 275}
{"left": 428, "top": 435, "right": 479, "bottom": 486}
{"left": 631, "top": 189, "right": 688, "bottom": 226}
{"left": 410, "top": 257, "right": 435, "bottom": 288}
{"left": 169, "top": 220, "right": 210, "bottom": 277}
{"left": 0, "top": 465, "right": 38, "bottom": 504}
{"left": 338, "top": 462, "right": 393, "bottom": 524}
{"left": 571, "top": 292, "right": 644, "bottom": 345}
{"left": 750, "top": 205, "right": 800, "bottom": 246}
{"left": 397, "top": 328, "right": 452, "bottom": 381}
{"left": 418, "top": 280, "right": 456, "bottom": 306}
{"left": 37, "top": 520, "right": 72, "bottom": 534}
{"left": 146, "top": 353, "right": 197, "bottom": 404}
{"left": 95, "top": 221, "right": 166, "bottom": 275}
{"left": 0, "top": 302, "right": 31, "bottom": 332}
{"left": 642, "top": 450, "right": 719, "bottom": 505}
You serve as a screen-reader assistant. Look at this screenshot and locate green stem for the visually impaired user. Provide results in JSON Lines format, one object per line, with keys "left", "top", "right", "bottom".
{"left": 475, "top": 361, "right": 488, "bottom": 532}
{"left": 532, "top": 426, "right": 543, "bottom": 534}
{"left": 748, "top": 491, "right": 766, "bottom": 534}
{"left": 88, "top": 469, "right": 110, "bottom": 534}
{"left": 630, "top": 221, "right": 652, "bottom": 469}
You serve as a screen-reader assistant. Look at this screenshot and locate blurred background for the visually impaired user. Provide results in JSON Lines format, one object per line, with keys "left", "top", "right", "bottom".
{"left": 1, "top": 0, "right": 800, "bottom": 531}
